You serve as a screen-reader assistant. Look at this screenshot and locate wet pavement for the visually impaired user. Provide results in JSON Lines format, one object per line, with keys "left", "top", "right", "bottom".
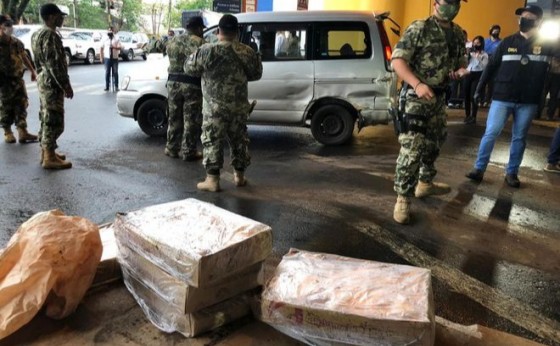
{"left": 0, "top": 63, "right": 559, "bottom": 345}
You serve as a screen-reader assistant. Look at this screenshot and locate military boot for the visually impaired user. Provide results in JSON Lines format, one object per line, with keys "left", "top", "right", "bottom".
{"left": 17, "top": 127, "right": 38, "bottom": 143}
{"left": 197, "top": 174, "right": 220, "bottom": 192}
{"left": 3, "top": 127, "right": 16, "bottom": 143}
{"left": 393, "top": 195, "right": 411, "bottom": 225}
{"left": 42, "top": 149, "right": 72, "bottom": 170}
{"left": 40, "top": 150, "right": 67, "bottom": 165}
{"left": 414, "top": 181, "right": 451, "bottom": 199}
{"left": 234, "top": 170, "right": 247, "bottom": 187}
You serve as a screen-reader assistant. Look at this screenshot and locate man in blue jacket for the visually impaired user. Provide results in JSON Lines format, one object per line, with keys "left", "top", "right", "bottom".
{"left": 467, "top": 5, "right": 555, "bottom": 187}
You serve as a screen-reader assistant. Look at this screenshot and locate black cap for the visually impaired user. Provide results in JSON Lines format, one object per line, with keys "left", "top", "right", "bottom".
{"left": 218, "top": 14, "right": 238, "bottom": 32}
{"left": 40, "top": 3, "right": 68, "bottom": 17}
{"left": 0, "top": 14, "right": 13, "bottom": 26}
{"left": 515, "top": 5, "right": 543, "bottom": 19}
{"left": 186, "top": 16, "right": 205, "bottom": 29}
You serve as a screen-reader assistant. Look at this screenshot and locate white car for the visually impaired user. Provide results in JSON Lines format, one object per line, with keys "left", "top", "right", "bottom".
{"left": 63, "top": 30, "right": 104, "bottom": 64}
{"left": 117, "top": 31, "right": 147, "bottom": 61}
{"left": 117, "top": 11, "right": 398, "bottom": 145}
{"left": 14, "top": 25, "right": 75, "bottom": 65}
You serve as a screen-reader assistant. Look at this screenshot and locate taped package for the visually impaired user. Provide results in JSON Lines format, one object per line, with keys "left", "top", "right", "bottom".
{"left": 122, "top": 265, "right": 252, "bottom": 337}
{"left": 113, "top": 198, "right": 272, "bottom": 287}
{"left": 117, "top": 242, "right": 263, "bottom": 313}
{"left": 261, "top": 249, "right": 435, "bottom": 346}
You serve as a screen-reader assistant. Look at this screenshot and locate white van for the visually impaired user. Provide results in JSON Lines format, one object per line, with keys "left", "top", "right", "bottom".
{"left": 117, "top": 11, "right": 398, "bottom": 145}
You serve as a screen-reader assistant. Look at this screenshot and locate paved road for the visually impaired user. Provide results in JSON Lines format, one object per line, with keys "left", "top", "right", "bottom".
{"left": 1, "top": 62, "right": 559, "bottom": 345}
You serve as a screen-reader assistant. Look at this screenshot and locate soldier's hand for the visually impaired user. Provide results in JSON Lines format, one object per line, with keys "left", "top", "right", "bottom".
{"left": 415, "top": 83, "right": 434, "bottom": 101}
{"left": 64, "top": 86, "right": 74, "bottom": 99}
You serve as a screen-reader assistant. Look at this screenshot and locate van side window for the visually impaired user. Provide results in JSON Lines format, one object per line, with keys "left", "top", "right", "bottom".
{"left": 314, "top": 22, "right": 371, "bottom": 60}
{"left": 241, "top": 24, "right": 308, "bottom": 62}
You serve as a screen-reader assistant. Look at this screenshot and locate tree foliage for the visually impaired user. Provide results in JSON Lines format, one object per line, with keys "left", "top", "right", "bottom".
{"left": 1, "top": 0, "right": 32, "bottom": 22}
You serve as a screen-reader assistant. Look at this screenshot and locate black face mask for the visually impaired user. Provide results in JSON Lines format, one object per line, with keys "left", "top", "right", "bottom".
{"left": 519, "top": 17, "right": 537, "bottom": 33}
{"left": 491, "top": 32, "right": 499, "bottom": 39}
{"left": 108, "top": 32, "right": 114, "bottom": 39}
{"left": 473, "top": 45, "right": 482, "bottom": 51}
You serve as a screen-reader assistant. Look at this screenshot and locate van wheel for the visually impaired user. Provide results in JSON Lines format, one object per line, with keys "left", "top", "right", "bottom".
{"left": 65, "top": 51, "right": 71, "bottom": 67}
{"left": 137, "top": 99, "right": 168, "bottom": 137}
{"left": 311, "top": 105, "right": 355, "bottom": 145}
{"left": 127, "top": 49, "right": 134, "bottom": 61}
{"left": 85, "top": 49, "right": 95, "bottom": 64}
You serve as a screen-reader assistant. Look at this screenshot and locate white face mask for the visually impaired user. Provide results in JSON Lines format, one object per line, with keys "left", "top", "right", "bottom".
{"left": 2, "top": 27, "right": 13, "bottom": 36}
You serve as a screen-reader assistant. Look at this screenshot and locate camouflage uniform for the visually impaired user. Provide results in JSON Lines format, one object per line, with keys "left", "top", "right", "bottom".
{"left": 185, "top": 40, "right": 262, "bottom": 173}
{"left": 0, "top": 36, "right": 30, "bottom": 130}
{"left": 392, "top": 16, "right": 466, "bottom": 196}
{"left": 165, "top": 33, "right": 205, "bottom": 157}
{"left": 31, "top": 27, "right": 70, "bottom": 150}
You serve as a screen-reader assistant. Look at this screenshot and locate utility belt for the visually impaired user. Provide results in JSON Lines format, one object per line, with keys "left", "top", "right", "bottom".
{"left": 167, "top": 73, "right": 201, "bottom": 87}
{"left": 391, "top": 112, "right": 427, "bottom": 136}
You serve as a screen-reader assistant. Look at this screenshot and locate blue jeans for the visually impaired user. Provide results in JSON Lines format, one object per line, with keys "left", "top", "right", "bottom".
{"left": 104, "top": 58, "right": 119, "bottom": 89}
{"left": 547, "top": 127, "right": 560, "bottom": 164}
{"left": 474, "top": 100, "right": 537, "bottom": 175}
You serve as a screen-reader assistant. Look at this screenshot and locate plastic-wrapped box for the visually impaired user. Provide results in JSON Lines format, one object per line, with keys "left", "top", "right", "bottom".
{"left": 117, "top": 242, "right": 263, "bottom": 313}
{"left": 261, "top": 249, "right": 435, "bottom": 346}
{"left": 113, "top": 198, "right": 272, "bottom": 287}
{"left": 122, "top": 265, "right": 252, "bottom": 337}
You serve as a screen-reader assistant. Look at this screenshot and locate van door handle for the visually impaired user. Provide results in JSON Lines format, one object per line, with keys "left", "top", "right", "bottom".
{"left": 373, "top": 76, "right": 392, "bottom": 83}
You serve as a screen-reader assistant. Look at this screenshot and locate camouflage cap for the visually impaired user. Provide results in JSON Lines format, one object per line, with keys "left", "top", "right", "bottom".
{"left": 186, "top": 16, "right": 205, "bottom": 29}
{"left": 40, "top": 3, "right": 68, "bottom": 17}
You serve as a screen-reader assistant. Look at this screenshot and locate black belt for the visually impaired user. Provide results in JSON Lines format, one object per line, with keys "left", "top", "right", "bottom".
{"left": 167, "top": 73, "right": 201, "bottom": 86}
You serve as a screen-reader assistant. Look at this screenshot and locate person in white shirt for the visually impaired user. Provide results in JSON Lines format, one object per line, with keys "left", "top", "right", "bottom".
{"left": 100, "top": 26, "right": 121, "bottom": 91}
{"left": 463, "top": 35, "right": 488, "bottom": 124}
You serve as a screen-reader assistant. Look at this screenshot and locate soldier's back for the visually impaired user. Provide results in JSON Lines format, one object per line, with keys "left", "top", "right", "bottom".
{"left": 167, "top": 34, "right": 204, "bottom": 74}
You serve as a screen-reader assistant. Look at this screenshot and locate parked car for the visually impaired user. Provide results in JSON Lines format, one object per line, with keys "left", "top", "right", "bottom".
{"left": 14, "top": 24, "right": 75, "bottom": 65}
{"left": 117, "top": 31, "right": 147, "bottom": 61}
{"left": 117, "top": 11, "right": 398, "bottom": 145}
{"left": 63, "top": 30, "right": 104, "bottom": 64}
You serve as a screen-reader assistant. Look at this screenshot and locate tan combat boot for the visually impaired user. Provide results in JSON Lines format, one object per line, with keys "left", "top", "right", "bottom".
{"left": 414, "top": 181, "right": 451, "bottom": 198}
{"left": 42, "top": 148, "right": 72, "bottom": 170}
{"left": 234, "top": 170, "right": 247, "bottom": 187}
{"left": 393, "top": 195, "right": 411, "bottom": 224}
{"left": 3, "top": 127, "right": 16, "bottom": 143}
{"left": 17, "top": 127, "right": 38, "bottom": 143}
{"left": 40, "top": 150, "right": 67, "bottom": 165}
{"left": 197, "top": 174, "right": 220, "bottom": 192}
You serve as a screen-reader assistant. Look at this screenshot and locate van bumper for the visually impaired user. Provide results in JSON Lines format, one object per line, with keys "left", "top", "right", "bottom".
{"left": 357, "top": 109, "right": 391, "bottom": 131}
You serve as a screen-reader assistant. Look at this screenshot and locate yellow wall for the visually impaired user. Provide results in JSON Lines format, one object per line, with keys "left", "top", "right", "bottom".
{"left": 321, "top": 0, "right": 525, "bottom": 47}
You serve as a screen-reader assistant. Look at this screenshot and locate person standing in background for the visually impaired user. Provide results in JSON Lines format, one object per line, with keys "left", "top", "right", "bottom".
{"left": 100, "top": 26, "right": 121, "bottom": 92}
{"left": 544, "top": 127, "right": 560, "bottom": 173}
{"left": 463, "top": 35, "right": 489, "bottom": 124}
{"left": 0, "top": 14, "right": 38, "bottom": 144}
{"left": 482, "top": 24, "right": 502, "bottom": 107}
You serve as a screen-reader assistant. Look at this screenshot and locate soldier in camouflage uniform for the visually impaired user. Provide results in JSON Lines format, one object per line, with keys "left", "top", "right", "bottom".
{"left": 0, "top": 14, "right": 38, "bottom": 144}
{"left": 391, "top": 0, "right": 468, "bottom": 224}
{"left": 185, "top": 14, "right": 262, "bottom": 192}
{"left": 164, "top": 17, "right": 205, "bottom": 161}
{"left": 32, "top": 3, "right": 74, "bottom": 170}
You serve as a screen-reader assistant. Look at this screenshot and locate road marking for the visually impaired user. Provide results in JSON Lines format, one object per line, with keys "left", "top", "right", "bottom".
{"left": 356, "top": 222, "right": 560, "bottom": 344}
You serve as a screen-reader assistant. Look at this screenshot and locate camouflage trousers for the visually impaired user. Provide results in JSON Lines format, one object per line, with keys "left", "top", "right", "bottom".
{"left": 201, "top": 110, "right": 250, "bottom": 173}
{"left": 166, "top": 81, "right": 202, "bottom": 155}
{"left": 0, "top": 77, "right": 29, "bottom": 130}
{"left": 394, "top": 93, "right": 447, "bottom": 196}
{"left": 37, "top": 73, "right": 65, "bottom": 150}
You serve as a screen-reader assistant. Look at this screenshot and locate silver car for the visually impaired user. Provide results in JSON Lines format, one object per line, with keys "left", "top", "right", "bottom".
{"left": 117, "top": 11, "right": 398, "bottom": 145}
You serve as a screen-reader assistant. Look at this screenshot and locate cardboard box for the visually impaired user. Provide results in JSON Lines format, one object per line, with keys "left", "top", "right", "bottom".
{"left": 117, "top": 242, "right": 263, "bottom": 313}
{"left": 91, "top": 224, "right": 121, "bottom": 289}
{"left": 113, "top": 198, "right": 272, "bottom": 287}
{"left": 261, "top": 249, "right": 435, "bottom": 346}
{"left": 122, "top": 265, "right": 252, "bottom": 337}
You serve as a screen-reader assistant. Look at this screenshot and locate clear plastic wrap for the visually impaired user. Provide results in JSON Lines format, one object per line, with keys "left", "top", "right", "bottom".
{"left": 113, "top": 198, "right": 272, "bottom": 287}
{"left": 117, "top": 242, "right": 262, "bottom": 313}
{"left": 122, "top": 265, "right": 252, "bottom": 337}
{"left": 261, "top": 249, "right": 435, "bottom": 346}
